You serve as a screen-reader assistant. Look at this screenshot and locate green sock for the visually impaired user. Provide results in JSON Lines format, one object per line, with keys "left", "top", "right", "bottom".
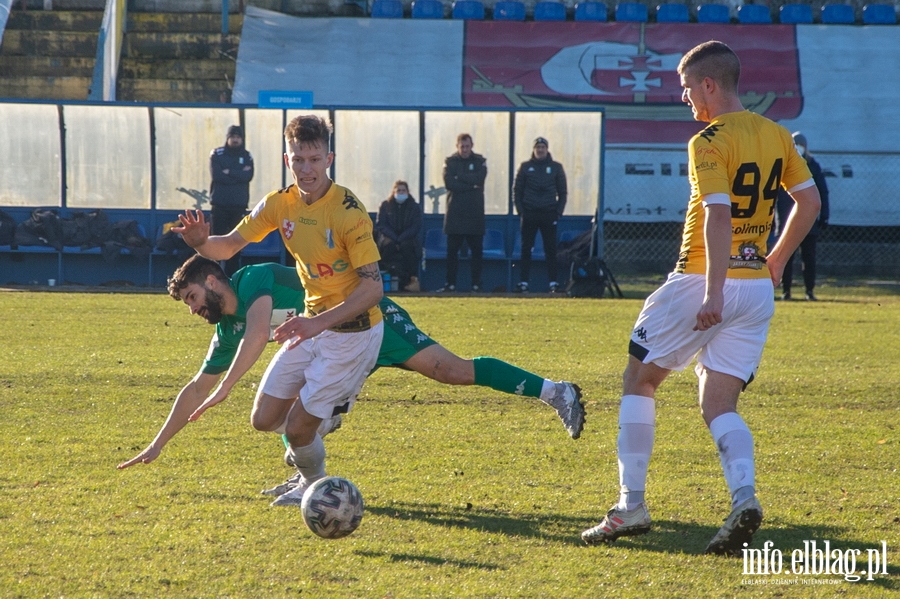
{"left": 473, "top": 356, "right": 544, "bottom": 399}
{"left": 281, "top": 434, "right": 290, "bottom": 450}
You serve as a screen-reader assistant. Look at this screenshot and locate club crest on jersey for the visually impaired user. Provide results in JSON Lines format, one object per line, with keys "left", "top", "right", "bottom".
{"left": 730, "top": 242, "right": 764, "bottom": 270}
{"left": 282, "top": 219, "right": 295, "bottom": 240}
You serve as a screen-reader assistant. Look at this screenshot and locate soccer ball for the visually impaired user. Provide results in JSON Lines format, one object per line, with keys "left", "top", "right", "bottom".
{"left": 300, "top": 476, "right": 364, "bottom": 539}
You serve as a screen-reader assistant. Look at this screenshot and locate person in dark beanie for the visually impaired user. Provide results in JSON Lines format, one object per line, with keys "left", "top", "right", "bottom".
{"left": 774, "top": 131, "right": 829, "bottom": 301}
{"left": 513, "top": 136, "right": 568, "bottom": 293}
{"left": 209, "top": 125, "right": 254, "bottom": 275}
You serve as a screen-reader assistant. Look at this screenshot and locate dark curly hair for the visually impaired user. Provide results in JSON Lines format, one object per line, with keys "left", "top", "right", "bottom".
{"left": 167, "top": 255, "right": 227, "bottom": 301}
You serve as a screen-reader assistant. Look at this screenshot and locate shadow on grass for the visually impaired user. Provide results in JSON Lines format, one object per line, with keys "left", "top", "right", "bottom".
{"left": 367, "top": 501, "right": 586, "bottom": 546}
{"left": 368, "top": 501, "right": 899, "bottom": 589}
{"left": 354, "top": 549, "right": 503, "bottom": 571}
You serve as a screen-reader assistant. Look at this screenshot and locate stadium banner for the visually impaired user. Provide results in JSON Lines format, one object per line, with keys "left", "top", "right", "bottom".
{"left": 234, "top": 9, "right": 900, "bottom": 225}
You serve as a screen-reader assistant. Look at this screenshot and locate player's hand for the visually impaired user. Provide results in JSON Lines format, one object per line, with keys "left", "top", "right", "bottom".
{"left": 172, "top": 210, "right": 211, "bottom": 249}
{"left": 117, "top": 444, "right": 161, "bottom": 469}
{"left": 766, "top": 257, "right": 786, "bottom": 287}
{"left": 274, "top": 315, "right": 325, "bottom": 349}
{"left": 188, "top": 387, "right": 229, "bottom": 422}
{"left": 694, "top": 293, "right": 724, "bottom": 331}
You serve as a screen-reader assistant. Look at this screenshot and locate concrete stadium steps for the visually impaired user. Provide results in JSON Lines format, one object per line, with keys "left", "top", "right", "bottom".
{"left": 0, "top": 10, "right": 102, "bottom": 100}
{"left": 117, "top": 77, "right": 234, "bottom": 104}
{"left": 118, "top": 58, "right": 236, "bottom": 80}
{"left": 0, "top": 30, "right": 99, "bottom": 56}
{"left": 5, "top": 9, "right": 104, "bottom": 32}
{"left": 117, "top": 12, "right": 242, "bottom": 102}
{"left": 0, "top": 56, "right": 95, "bottom": 77}
{"left": 126, "top": 12, "right": 242, "bottom": 34}
{"left": 123, "top": 32, "right": 240, "bottom": 60}
{"left": 0, "top": 75, "right": 92, "bottom": 100}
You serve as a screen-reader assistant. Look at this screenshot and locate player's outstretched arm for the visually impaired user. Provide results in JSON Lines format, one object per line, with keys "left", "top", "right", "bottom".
{"left": 188, "top": 296, "right": 273, "bottom": 422}
{"left": 172, "top": 209, "right": 249, "bottom": 261}
{"left": 117, "top": 372, "right": 219, "bottom": 469}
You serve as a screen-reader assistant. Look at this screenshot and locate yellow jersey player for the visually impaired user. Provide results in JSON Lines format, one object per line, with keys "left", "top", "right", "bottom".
{"left": 174, "top": 115, "right": 385, "bottom": 507}
{"left": 581, "top": 41, "right": 821, "bottom": 555}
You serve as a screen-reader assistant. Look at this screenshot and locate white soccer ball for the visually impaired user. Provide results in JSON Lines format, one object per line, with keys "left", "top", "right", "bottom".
{"left": 300, "top": 476, "right": 364, "bottom": 539}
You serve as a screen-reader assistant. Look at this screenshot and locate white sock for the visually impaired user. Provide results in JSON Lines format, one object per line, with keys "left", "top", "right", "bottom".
{"left": 538, "top": 379, "right": 556, "bottom": 402}
{"left": 288, "top": 434, "right": 326, "bottom": 484}
{"left": 709, "top": 412, "right": 756, "bottom": 508}
{"left": 616, "top": 395, "right": 655, "bottom": 510}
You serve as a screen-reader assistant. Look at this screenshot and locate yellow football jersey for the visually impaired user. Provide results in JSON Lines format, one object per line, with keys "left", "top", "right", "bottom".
{"left": 675, "top": 110, "right": 813, "bottom": 279}
{"left": 236, "top": 182, "right": 382, "bottom": 329}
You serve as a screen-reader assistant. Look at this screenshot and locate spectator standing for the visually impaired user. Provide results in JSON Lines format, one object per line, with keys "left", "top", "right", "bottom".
{"left": 775, "top": 132, "right": 830, "bottom": 301}
{"left": 375, "top": 180, "right": 423, "bottom": 292}
{"left": 209, "top": 125, "right": 254, "bottom": 275}
{"left": 439, "top": 133, "right": 487, "bottom": 292}
{"left": 513, "top": 137, "right": 568, "bottom": 293}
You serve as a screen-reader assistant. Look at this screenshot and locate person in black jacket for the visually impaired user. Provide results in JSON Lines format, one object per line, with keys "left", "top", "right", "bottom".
{"left": 513, "top": 137, "right": 568, "bottom": 293}
{"left": 439, "top": 133, "right": 487, "bottom": 292}
{"left": 209, "top": 125, "right": 254, "bottom": 275}
{"left": 375, "top": 180, "right": 423, "bottom": 292}
{"left": 774, "top": 131, "right": 829, "bottom": 301}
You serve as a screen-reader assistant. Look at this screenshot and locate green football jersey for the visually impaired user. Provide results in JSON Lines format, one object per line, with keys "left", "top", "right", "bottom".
{"left": 202, "top": 263, "right": 306, "bottom": 374}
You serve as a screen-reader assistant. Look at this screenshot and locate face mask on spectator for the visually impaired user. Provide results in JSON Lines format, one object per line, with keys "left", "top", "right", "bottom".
{"left": 395, "top": 193, "right": 408, "bottom": 203}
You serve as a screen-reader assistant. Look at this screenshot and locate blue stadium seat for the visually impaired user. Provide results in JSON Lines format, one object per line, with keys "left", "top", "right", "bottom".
{"left": 493, "top": 0, "right": 526, "bottom": 20}
{"left": 821, "top": 2, "right": 855, "bottom": 23}
{"left": 737, "top": 4, "right": 771, "bottom": 23}
{"left": 412, "top": 0, "right": 445, "bottom": 18}
{"left": 697, "top": 3, "right": 729, "bottom": 22}
{"left": 452, "top": 0, "right": 485, "bottom": 19}
{"left": 616, "top": 1, "right": 648, "bottom": 21}
{"left": 779, "top": 3, "right": 813, "bottom": 22}
{"left": 574, "top": 1, "right": 608, "bottom": 20}
{"left": 424, "top": 229, "right": 447, "bottom": 259}
{"left": 513, "top": 231, "right": 545, "bottom": 260}
{"left": 483, "top": 229, "right": 507, "bottom": 258}
{"left": 534, "top": 1, "right": 567, "bottom": 20}
{"left": 863, "top": 3, "right": 897, "bottom": 23}
{"left": 656, "top": 2, "right": 689, "bottom": 22}
{"left": 371, "top": 0, "right": 404, "bottom": 18}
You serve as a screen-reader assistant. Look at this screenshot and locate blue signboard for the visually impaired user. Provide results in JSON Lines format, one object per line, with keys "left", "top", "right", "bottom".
{"left": 258, "top": 90, "right": 314, "bottom": 108}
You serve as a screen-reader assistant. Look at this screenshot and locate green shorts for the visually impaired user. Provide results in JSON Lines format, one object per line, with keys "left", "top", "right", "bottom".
{"left": 375, "top": 297, "right": 437, "bottom": 370}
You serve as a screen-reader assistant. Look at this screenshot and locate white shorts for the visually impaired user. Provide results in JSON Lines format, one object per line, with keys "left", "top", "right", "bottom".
{"left": 629, "top": 273, "right": 775, "bottom": 383}
{"left": 260, "top": 321, "right": 384, "bottom": 419}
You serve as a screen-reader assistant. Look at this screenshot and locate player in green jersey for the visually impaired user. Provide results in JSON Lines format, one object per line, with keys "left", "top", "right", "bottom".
{"left": 118, "top": 256, "right": 584, "bottom": 479}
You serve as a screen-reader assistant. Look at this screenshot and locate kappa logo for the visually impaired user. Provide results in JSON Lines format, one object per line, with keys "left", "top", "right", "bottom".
{"left": 233, "top": 322, "right": 245, "bottom": 335}
{"left": 282, "top": 219, "right": 295, "bottom": 240}
{"left": 700, "top": 124, "right": 723, "bottom": 143}
{"left": 404, "top": 323, "right": 415, "bottom": 333}
{"left": 416, "top": 333, "right": 429, "bottom": 344}
{"left": 634, "top": 326, "right": 648, "bottom": 341}
{"left": 384, "top": 305, "right": 399, "bottom": 314}
{"left": 342, "top": 194, "right": 363, "bottom": 212}
{"left": 515, "top": 379, "right": 526, "bottom": 396}
{"left": 392, "top": 314, "right": 405, "bottom": 323}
